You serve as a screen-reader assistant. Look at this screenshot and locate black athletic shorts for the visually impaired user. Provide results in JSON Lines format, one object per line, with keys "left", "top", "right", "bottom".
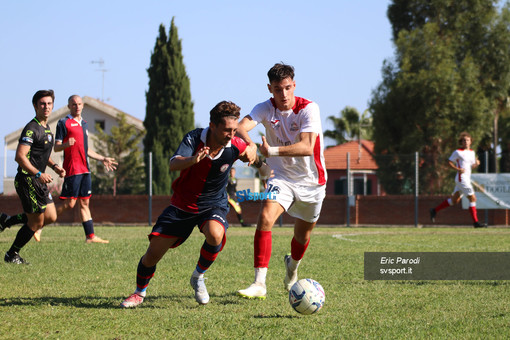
{"left": 14, "top": 173, "right": 53, "bottom": 214}
{"left": 149, "top": 205, "right": 229, "bottom": 248}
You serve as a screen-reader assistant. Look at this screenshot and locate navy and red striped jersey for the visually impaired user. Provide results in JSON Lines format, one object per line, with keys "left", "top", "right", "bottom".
{"left": 55, "top": 115, "right": 90, "bottom": 176}
{"left": 170, "top": 128, "right": 247, "bottom": 213}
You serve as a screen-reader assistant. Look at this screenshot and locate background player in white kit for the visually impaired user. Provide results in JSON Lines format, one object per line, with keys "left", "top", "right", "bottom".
{"left": 430, "top": 132, "right": 487, "bottom": 228}
{"left": 236, "top": 63, "right": 327, "bottom": 299}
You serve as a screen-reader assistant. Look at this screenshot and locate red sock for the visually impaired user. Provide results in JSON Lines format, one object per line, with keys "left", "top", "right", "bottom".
{"left": 469, "top": 205, "right": 478, "bottom": 222}
{"left": 254, "top": 230, "right": 272, "bottom": 268}
{"left": 291, "top": 237, "right": 310, "bottom": 261}
{"left": 435, "top": 199, "right": 451, "bottom": 212}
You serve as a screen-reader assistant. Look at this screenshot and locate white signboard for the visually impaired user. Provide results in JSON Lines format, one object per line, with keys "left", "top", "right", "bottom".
{"left": 462, "top": 174, "right": 510, "bottom": 209}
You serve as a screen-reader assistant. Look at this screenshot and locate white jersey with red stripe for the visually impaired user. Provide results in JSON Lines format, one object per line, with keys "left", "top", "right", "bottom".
{"left": 249, "top": 97, "right": 327, "bottom": 187}
{"left": 449, "top": 148, "right": 476, "bottom": 183}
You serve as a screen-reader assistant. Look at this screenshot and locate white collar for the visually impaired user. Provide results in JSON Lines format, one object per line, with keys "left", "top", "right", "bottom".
{"left": 67, "top": 114, "right": 83, "bottom": 125}
{"left": 201, "top": 127, "right": 230, "bottom": 160}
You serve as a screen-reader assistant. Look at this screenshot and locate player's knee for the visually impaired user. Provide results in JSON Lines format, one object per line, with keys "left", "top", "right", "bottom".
{"left": 79, "top": 199, "right": 90, "bottom": 208}
{"left": 44, "top": 206, "right": 58, "bottom": 225}
{"left": 142, "top": 250, "right": 162, "bottom": 267}
{"left": 46, "top": 215, "right": 57, "bottom": 225}
{"left": 258, "top": 211, "right": 277, "bottom": 229}
{"left": 206, "top": 228, "right": 225, "bottom": 246}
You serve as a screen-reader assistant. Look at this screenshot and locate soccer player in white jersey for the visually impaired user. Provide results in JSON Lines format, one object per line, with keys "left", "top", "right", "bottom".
{"left": 430, "top": 132, "right": 487, "bottom": 228}
{"left": 236, "top": 63, "right": 327, "bottom": 299}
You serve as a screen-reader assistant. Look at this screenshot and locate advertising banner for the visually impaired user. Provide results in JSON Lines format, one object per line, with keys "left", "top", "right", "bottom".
{"left": 462, "top": 174, "right": 510, "bottom": 209}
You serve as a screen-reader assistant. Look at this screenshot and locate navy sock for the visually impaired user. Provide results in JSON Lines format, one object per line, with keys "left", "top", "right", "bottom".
{"left": 8, "top": 224, "right": 34, "bottom": 255}
{"left": 136, "top": 257, "right": 156, "bottom": 293}
{"left": 196, "top": 238, "right": 225, "bottom": 274}
{"left": 82, "top": 219, "right": 94, "bottom": 237}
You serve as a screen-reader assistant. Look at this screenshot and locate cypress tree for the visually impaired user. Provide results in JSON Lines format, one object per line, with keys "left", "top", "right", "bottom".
{"left": 144, "top": 18, "right": 194, "bottom": 194}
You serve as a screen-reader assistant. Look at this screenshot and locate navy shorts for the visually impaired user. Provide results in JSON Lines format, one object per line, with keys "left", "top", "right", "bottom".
{"left": 60, "top": 174, "right": 92, "bottom": 200}
{"left": 15, "top": 173, "right": 53, "bottom": 214}
{"left": 150, "top": 205, "right": 229, "bottom": 248}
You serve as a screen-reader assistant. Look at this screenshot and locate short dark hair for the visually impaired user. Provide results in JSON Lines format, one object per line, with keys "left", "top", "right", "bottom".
{"left": 267, "top": 63, "right": 295, "bottom": 83}
{"left": 210, "top": 101, "right": 241, "bottom": 125}
{"left": 32, "top": 90, "right": 55, "bottom": 106}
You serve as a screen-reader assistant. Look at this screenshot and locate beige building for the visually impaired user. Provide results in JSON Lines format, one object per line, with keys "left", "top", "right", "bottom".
{"left": 3, "top": 96, "right": 144, "bottom": 194}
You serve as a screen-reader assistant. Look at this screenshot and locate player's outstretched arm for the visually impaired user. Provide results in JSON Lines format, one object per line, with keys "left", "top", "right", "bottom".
{"left": 88, "top": 149, "right": 118, "bottom": 171}
{"left": 236, "top": 116, "right": 258, "bottom": 165}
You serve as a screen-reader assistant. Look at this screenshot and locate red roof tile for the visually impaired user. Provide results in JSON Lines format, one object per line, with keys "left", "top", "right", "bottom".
{"left": 324, "top": 140, "right": 378, "bottom": 170}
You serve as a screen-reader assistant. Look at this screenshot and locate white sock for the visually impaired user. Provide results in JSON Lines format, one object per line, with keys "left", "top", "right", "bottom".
{"left": 289, "top": 258, "right": 301, "bottom": 272}
{"left": 134, "top": 288, "right": 146, "bottom": 297}
{"left": 192, "top": 269, "right": 204, "bottom": 278}
{"left": 254, "top": 267, "right": 268, "bottom": 285}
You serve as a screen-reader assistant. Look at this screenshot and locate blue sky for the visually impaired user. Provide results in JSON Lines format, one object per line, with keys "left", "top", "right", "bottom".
{"left": 0, "top": 0, "right": 394, "bottom": 188}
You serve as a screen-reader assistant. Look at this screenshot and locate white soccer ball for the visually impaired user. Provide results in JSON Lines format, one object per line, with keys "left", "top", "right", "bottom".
{"left": 289, "top": 278, "right": 325, "bottom": 315}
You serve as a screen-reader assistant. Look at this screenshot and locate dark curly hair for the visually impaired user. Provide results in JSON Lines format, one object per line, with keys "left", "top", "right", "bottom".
{"left": 210, "top": 101, "right": 241, "bottom": 125}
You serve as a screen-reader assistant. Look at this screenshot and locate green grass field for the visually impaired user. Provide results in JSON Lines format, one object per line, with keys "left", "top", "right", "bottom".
{"left": 1, "top": 225, "right": 509, "bottom": 339}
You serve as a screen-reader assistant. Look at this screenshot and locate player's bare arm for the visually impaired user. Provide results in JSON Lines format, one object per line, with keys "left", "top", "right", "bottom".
{"left": 53, "top": 138, "right": 75, "bottom": 152}
{"left": 237, "top": 149, "right": 272, "bottom": 179}
{"left": 169, "top": 147, "right": 210, "bottom": 171}
{"left": 448, "top": 160, "right": 464, "bottom": 173}
{"left": 259, "top": 132, "right": 317, "bottom": 158}
{"left": 48, "top": 161, "right": 66, "bottom": 178}
{"left": 236, "top": 116, "right": 258, "bottom": 165}
{"left": 88, "top": 149, "right": 118, "bottom": 171}
{"left": 15, "top": 144, "right": 53, "bottom": 183}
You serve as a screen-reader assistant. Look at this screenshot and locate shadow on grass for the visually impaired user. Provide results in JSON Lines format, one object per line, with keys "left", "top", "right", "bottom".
{"left": 0, "top": 296, "right": 124, "bottom": 309}
{"left": 254, "top": 314, "right": 298, "bottom": 319}
{"left": 0, "top": 293, "right": 250, "bottom": 309}
{"left": 0, "top": 295, "right": 174, "bottom": 309}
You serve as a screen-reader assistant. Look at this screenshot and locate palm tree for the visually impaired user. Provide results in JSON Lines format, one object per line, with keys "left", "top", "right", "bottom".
{"left": 324, "top": 106, "right": 373, "bottom": 145}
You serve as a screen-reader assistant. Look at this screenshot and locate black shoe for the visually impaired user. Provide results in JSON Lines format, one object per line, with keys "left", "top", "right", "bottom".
{"left": 0, "top": 213, "right": 9, "bottom": 232}
{"left": 473, "top": 222, "right": 488, "bottom": 228}
{"left": 241, "top": 223, "right": 252, "bottom": 227}
{"left": 4, "top": 252, "right": 29, "bottom": 264}
{"left": 429, "top": 208, "right": 436, "bottom": 223}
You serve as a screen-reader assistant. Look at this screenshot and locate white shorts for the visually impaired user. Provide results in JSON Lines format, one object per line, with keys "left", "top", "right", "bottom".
{"left": 265, "top": 177, "right": 326, "bottom": 223}
{"left": 453, "top": 180, "right": 475, "bottom": 197}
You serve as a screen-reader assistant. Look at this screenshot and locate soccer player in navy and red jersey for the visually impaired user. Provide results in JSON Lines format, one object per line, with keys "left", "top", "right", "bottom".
{"left": 36, "top": 95, "right": 117, "bottom": 243}
{"left": 120, "top": 101, "right": 269, "bottom": 307}
{"left": 1, "top": 90, "right": 66, "bottom": 264}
